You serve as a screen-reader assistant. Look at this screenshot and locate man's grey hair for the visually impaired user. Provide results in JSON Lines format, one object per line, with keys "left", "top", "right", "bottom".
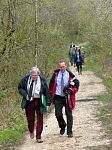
{"left": 30, "top": 66, "right": 40, "bottom": 74}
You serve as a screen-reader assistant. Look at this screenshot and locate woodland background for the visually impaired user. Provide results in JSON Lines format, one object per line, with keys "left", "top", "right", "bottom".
{"left": 0, "top": 0, "right": 112, "bottom": 148}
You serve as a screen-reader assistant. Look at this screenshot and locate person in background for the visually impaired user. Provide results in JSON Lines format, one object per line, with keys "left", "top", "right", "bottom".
{"left": 72, "top": 45, "right": 77, "bottom": 66}
{"left": 80, "top": 46, "right": 85, "bottom": 64}
{"left": 49, "top": 60, "right": 79, "bottom": 138}
{"left": 18, "top": 66, "right": 51, "bottom": 143}
{"left": 75, "top": 49, "right": 83, "bottom": 75}
{"left": 69, "top": 44, "right": 73, "bottom": 66}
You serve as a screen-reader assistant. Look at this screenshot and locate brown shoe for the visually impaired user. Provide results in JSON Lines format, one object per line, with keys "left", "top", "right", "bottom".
{"left": 36, "top": 139, "right": 43, "bottom": 143}
{"left": 30, "top": 132, "right": 34, "bottom": 139}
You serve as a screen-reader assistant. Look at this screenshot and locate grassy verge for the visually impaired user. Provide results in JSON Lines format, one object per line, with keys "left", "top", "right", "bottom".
{"left": 0, "top": 120, "right": 27, "bottom": 149}
{"left": 0, "top": 90, "right": 27, "bottom": 149}
{"left": 0, "top": 120, "right": 26, "bottom": 144}
{"left": 84, "top": 43, "right": 112, "bottom": 149}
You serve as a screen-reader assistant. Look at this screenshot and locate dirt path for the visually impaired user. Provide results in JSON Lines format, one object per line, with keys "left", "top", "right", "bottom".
{"left": 17, "top": 67, "right": 110, "bottom": 150}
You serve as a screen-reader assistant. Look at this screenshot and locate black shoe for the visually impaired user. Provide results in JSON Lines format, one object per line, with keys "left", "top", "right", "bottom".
{"left": 68, "top": 133, "right": 73, "bottom": 138}
{"left": 60, "top": 128, "right": 65, "bottom": 135}
{"left": 60, "top": 123, "right": 66, "bottom": 135}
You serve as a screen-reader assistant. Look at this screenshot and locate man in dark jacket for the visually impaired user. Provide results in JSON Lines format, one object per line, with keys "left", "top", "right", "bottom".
{"left": 18, "top": 66, "right": 51, "bottom": 143}
{"left": 49, "top": 60, "right": 79, "bottom": 138}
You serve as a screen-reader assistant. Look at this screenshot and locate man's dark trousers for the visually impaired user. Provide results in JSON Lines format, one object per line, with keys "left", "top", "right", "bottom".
{"left": 54, "top": 95, "right": 73, "bottom": 135}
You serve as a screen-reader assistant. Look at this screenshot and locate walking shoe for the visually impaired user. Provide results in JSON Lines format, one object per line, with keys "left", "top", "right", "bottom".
{"left": 60, "top": 124, "right": 66, "bottom": 135}
{"left": 68, "top": 133, "right": 73, "bottom": 138}
{"left": 30, "top": 132, "right": 34, "bottom": 139}
{"left": 60, "top": 128, "right": 65, "bottom": 135}
{"left": 36, "top": 139, "right": 43, "bottom": 143}
{"left": 60, "top": 123, "right": 66, "bottom": 135}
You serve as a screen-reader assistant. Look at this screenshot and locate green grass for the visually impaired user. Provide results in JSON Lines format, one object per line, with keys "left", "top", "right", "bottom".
{"left": 0, "top": 89, "right": 11, "bottom": 102}
{"left": 97, "top": 94, "right": 110, "bottom": 102}
{"left": 0, "top": 129, "right": 21, "bottom": 144}
{"left": 0, "top": 120, "right": 27, "bottom": 148}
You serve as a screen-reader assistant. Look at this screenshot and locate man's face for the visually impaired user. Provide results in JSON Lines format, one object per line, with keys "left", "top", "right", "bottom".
{"left": 59, "top": 62, "right": 67, "bottom": 73}
{"left": 31, "top": 72, "right": 39, "bottom": 81}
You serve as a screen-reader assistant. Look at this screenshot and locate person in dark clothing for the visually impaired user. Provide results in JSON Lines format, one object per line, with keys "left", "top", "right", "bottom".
{"left": 18, "top": 66, "right": 51, "bottom": 143}
{"left": 49, "top": 60, "right": 79, "bottom": 138}
{"left": 75, "top": 50, "right": 83, "bottom": 75}
{"left": 72, "top": 45, "right": 77, "bottom": 66}
{"left": 79, "top": 46, "right": 85, "bottom": 65}
{"left": 69, "top": 45, "right": 73, "bottom": 65}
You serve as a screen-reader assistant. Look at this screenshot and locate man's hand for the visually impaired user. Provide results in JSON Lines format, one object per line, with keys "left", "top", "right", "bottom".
{"left": 46, "top": 106, "right": 50, "bottom": 113}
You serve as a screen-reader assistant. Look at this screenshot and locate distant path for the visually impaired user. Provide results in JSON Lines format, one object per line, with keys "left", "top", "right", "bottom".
{"left": 16, "top": 66, "right": 110, "bottom": 150}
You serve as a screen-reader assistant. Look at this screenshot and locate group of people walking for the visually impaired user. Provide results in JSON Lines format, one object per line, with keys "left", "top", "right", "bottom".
{"left": 69, "top": 43, "right": 85, "bottom": 75}
{"left": 18, "top": 60, "right": 79, "bottom": 143}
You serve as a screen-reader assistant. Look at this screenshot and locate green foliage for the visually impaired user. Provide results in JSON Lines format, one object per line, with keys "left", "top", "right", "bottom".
{"left": 0, "top": 0, "right": 112, "bottom": 148}
{"left": 0, "top": 120, "right": 27, "bottom": 145}
{"left": 97, "top": 94, "right": 110, "bottom": 102}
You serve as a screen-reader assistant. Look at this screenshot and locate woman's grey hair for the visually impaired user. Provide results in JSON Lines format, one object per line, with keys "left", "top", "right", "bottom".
{"left": 30, "top": 66, "right": 40, "bottom": 74}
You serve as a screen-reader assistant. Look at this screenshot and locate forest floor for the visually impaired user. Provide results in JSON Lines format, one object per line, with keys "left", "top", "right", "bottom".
{"left": 16, "top": 66, "right": 111, "bottom": 150}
